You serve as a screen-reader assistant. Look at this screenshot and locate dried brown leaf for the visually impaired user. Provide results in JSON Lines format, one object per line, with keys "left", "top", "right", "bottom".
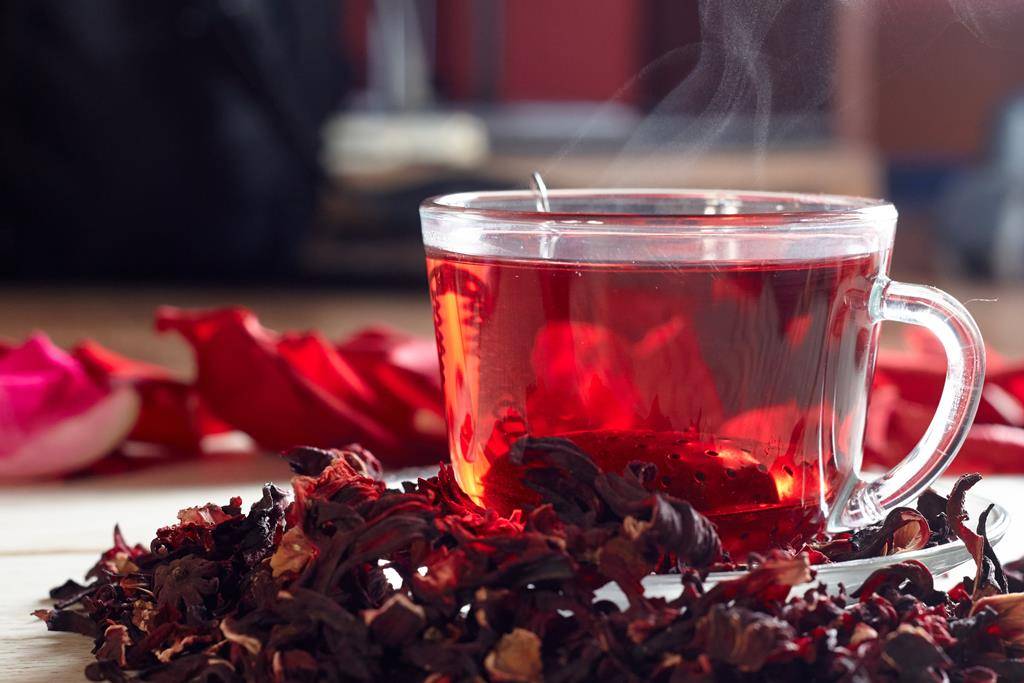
{"left": 485, "top": 628, "right": 543, "bottom": 683}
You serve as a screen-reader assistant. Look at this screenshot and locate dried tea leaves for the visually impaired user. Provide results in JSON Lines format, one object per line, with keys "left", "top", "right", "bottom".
{"left": 36, "top": 444, "right": 1023, "bottom": 682}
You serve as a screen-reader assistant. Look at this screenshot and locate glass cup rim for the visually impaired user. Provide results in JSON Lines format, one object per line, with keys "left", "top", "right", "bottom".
{"left": 421, "top": 188, "right": 896, "bottom": 232}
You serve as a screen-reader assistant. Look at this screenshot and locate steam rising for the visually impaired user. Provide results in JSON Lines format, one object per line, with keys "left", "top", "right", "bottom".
{"left": 547, "top": 0, "right": 1024, "bottom": 189}
{"left": 608, "top": 2, "right": 815, "bottom": 181}
{"left": 946, "top": 0, "right": 1024, "bottom": 47}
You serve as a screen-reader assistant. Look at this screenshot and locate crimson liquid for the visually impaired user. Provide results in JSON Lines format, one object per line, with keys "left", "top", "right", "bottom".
{"left": 427, "top": 249, "right": 881, "bottom": 555}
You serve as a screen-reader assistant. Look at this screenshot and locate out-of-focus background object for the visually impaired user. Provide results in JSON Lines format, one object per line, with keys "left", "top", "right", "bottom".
{"left": 0, "top": 0, "right": 347, "bottom": 279}
{"left": 3, "top": 0, "right": 1023, "bottom": 284}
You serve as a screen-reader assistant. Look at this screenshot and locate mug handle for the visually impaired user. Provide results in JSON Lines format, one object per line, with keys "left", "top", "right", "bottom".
{"left": 835, "top": 277, "right": 986, "bottom": 530}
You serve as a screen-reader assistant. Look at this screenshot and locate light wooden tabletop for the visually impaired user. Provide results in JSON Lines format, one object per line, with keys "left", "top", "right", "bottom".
{"left": 1, "top": 285, "right": 1023, "bottom": 680}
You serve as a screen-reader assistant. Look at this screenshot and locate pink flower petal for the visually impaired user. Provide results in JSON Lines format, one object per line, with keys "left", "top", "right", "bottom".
{"left": 0, "top": 335, "right": 139, "bottom": 479}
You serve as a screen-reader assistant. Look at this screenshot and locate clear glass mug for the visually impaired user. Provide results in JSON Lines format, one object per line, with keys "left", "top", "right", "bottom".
{"left": 420, "top": 189, "right": 984, "bottom": 555}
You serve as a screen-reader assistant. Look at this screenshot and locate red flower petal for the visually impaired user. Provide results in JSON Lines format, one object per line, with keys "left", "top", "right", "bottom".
{"left": 865, "top": 396, "right": 1024, "bottom": 474}
{"left": 73, "top": 340, "right": 229, "bottom": 451}
{"left": 334, "top": 327, "right": 446, "bottom": 444}
{"left": 156, "top": 307, "right": 445, "bottom": 465}
{"left": 866, "top": 330, "right": 1024, "bottom": 474}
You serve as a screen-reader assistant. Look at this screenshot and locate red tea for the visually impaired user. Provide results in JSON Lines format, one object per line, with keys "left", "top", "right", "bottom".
{"left": 427, "top": 249, "right": 881, "bottom": 554}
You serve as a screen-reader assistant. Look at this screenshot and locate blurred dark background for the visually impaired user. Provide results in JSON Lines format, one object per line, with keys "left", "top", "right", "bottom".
{"left": 2, "top": 0, "right": 1023, "bottom": 285}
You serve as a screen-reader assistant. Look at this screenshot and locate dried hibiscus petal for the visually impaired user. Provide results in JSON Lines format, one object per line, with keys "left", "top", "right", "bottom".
{"left": 880, "top": 624, "right": 953, "bottom": 680}
{"left": 270, "top": 527, "right": 318, "bottom": 578}
{"left": 95, "top": 624, "right": 130, "bottom": 667}
{"left": 484, "top": 628, "right": 543, "bottom": 683}
{"left": 284, "top": 444, "right": 383, "bottom": 481}
{"left": 32, "top": 607, "right": 98, "bottom": 637}
{"left": 510, "top": 436, "right": 721, "bottom": 567}
{"left": 970, "top": 593, "right": 1024, "bottom": 650}
{"left": 694, "top": 604, "right": 796, "bottom": 672}
{"left": 853, "top": 559, "right": 945, "bottom": 604}
{"left": 947, "top": 474, "right": 1009, "bottom": 599}
{"left": 833, "top": 507, "right": 932, "bottom": 561}
{"left": 964, "top": 505, "right": 1008, "bottom": 600}
{"left": 916, "top": 488, "right": 957, "bottom": 544}
{"left": 89, "top": 525, "right": 148, "bottom": 580}
{"left": 959, "top": 666, "right": 1000, "bottom": 683}
{"left": 153, "top": 557, "right": 220, "bottom": 610}
{"left": 362, "top": 593, "right": 426, "bottom": 647}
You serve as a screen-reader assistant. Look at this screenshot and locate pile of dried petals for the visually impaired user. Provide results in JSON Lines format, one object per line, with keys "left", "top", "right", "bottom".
{"left": 37, "top": 439, "right": 1024, "bottom": 682}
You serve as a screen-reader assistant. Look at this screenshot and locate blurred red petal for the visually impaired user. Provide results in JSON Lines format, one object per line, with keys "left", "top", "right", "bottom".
{"left": 336, "top": 327, "right": 446, "bottom": 434}
{"left": 988, "top": 362, "right": 1024, "bottom": 420}
{"left": 73, "top": 340, "right": 231, "bottom": 452}
{"left": 72, "top": 341, "right": 173, "bottom": 382}
{"left": 875, "top": 354, "right": 1024, "bottom": 428}
{"left": 899, "top": 326, "right": 1006, "bottom": 370}
{"left": 870, "top": 331, "right": 1024, "bottom": 474}
{"left": 865, "top": 402, "right": 1024, "bottom": 475}
{"left": 156, "top": 307, "right": 445, "bottom": 465}
{"left": 947, "top": 424, "right": 1024, "bottom": 474}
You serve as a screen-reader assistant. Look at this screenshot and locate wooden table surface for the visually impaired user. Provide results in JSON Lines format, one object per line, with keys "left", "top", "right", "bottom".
{"left": 1, "top": 284, "right": 1023, "bottom": 680}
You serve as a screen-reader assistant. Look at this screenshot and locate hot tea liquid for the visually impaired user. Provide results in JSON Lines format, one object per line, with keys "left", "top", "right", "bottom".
{"left": 426, "top": 249, "right": 882, "bottom": 555}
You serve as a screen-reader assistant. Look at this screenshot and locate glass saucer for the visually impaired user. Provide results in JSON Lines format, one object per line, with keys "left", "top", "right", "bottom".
{"left": 383, "top": 469, "right": 1009, "bottom": 599}
{"left": 640, "top": 488, "right": 1009, "bottom": 601}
